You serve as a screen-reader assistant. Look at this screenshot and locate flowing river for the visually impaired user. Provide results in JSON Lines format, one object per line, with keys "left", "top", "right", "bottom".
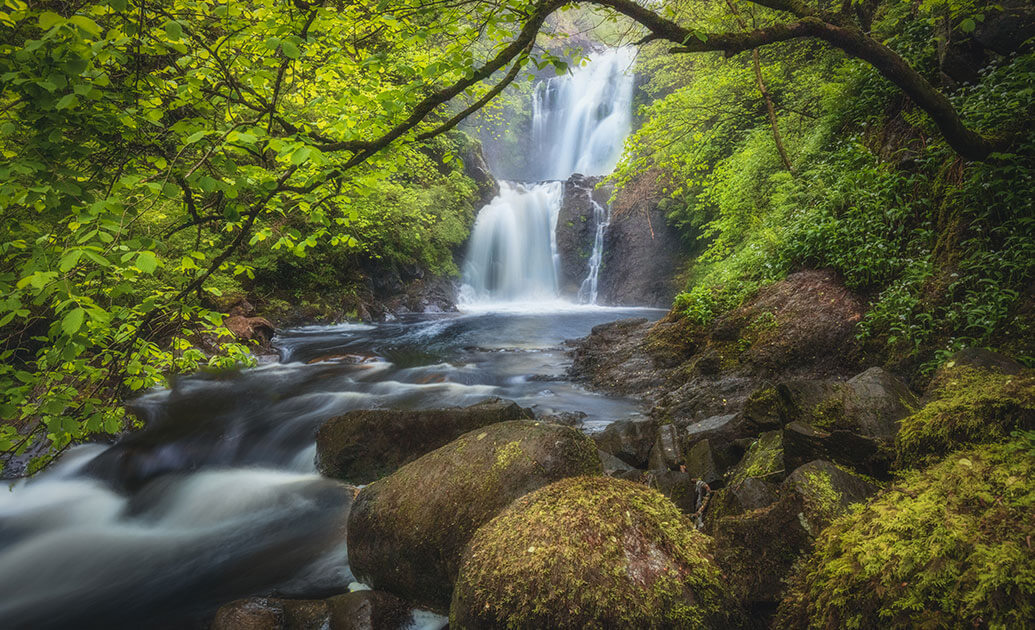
{"left": 0, "top": 48, "right": 643, "bottom": 628}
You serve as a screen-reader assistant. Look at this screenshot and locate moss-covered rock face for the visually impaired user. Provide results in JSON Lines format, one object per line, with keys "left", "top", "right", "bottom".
{"left": 347, "top": 421, "right": 601, "bottom": 613}
{"left": 450, "top": 476, "right": 740, "bottom": 630}
{"left": 775, "top": 441, "right": 1035, "bottom": 630}
{"left": 895, "top": 365, "right": 1034, "bottom": 469}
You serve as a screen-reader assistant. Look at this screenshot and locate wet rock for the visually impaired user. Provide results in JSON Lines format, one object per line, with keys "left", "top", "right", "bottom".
{"left": 225, "top": 315, "right": 276, "bottom": 350}
{"left": 647, "top": 424, "right": 684, "bottom": 471}
{"left": 451, "top": 476, "right": 741, "bottom": 629}
{"left": 704, "top": 478, "right": 780, "bottom": 532}
{"left": 568, "top": 317, "right": 663, "bottom": 396}
{"left": 347, "top": 421, "right": 601, "bottom": 612}
{"left": 644, "top": 469, "right": 699, "bottom": 515}
{"left": 316, "top": 397, "right": 533, "bottom": 483}
{"left": 556, "top": 174, "right": 605, "bottom": 297}
{"left": 778, "top": 367, "right": 918, "bottom": 440}
{"left": 534, "top": 409, "right": 586, "bottom": 427}
{"left": 596, "top": 171, "right": 682, "bottom": 307}
{"left": 711, "top": 460, "right": 878, "bottom": 610}
{"left": 598, "top": 449, "right": 636, "bottom": 476}
{"left": 684, "top": 439, "right": 725, "bottom": 487}
{"left": 782, "top": 420, "right": 892, "bottom": 477}
{"left": 211, "top": 598, "right": 283, "bottom": 630}
{"left": 326, "top": 590, "right": 412, "bottom": 630}
{"left": 592, "top": 418, "right": 655, "bottom": 468}
{"left": 210, "top": 597, "right": 331, "bottom": 630}
{"left": 459, "top": 137, "right": 499, "bottom": 207}
{"left": 680, "top": 412, "right": 760, "bottom": 467}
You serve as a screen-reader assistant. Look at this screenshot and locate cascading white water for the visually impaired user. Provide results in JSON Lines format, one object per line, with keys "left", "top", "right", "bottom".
{"left": 462, "top": 47, "right": 635, "bottom": 305}
{"left": 531, "top": 47, "right": 637, "bottom": 181}
{"left": 577, "top": 195, "right": 611, "bottom": 304}
{"left": 460, "top": 181, "right": 563, "bottom": 303}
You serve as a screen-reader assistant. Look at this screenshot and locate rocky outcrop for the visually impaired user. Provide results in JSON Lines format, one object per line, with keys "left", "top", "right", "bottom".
{"left": 555, "top": 174, "right": 608, "bottom": 298}
{"left": 596, "top": 171, "right": 682, "bottom": 307}
{"left": 451, "top": 476, "right": 741, "bottom": 629}
{"left": 570, "top": 270, "right": 867, "bottom": 424}
{"left": 315, "top": 398, "right": 533, "bottom": 483}
{"left": 347, "top": 420, "right": 601, "bottom": 612}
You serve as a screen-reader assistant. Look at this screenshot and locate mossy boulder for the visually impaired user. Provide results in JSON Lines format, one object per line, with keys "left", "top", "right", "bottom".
{"left": 710, "top": 460, "right": 879, "bottom": 609}
{"left": 728, "top": 430, "right": 785, "bottom": 485}
{"left": 316, "top": 397, "right": 532, "bottom": 483}
{"left": 775, "top": 440, "right": 1035, "bottom": 629}
{"left": 347, "top": 420, "right": 601, "bottom": 612}
{"left": 450, "top": 476, "right": 741, "bottom": 629}
{"left": 896, "top": 363, "right": 1034, "bottom": 469}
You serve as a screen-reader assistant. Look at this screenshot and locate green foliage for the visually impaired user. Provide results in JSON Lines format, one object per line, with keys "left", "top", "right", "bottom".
{"left": 621, "top": 5, "right": 1035, "bottom": 364}
{"left": 0, "top": 0, "right": 543, "bottom": 470}
{"left": 775, "top": 439, "right": 1035, "bottom": 629}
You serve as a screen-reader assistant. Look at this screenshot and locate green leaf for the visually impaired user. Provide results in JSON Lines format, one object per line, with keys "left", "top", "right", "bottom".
{"left": 62, "top": 307, "right": 85, "bottom": 336}
{"left": 55, "top": 93, "right": 78, "bottom": 110}
{"left": 38, "top": 11, "right": 63, "bottom": 30}
{"left": 135, "top": 251, "right": 159, "bottom": 274}
{"left": 281, "top": 40, "right": 300, "bottom": 59}
{"left": 290, "top": 145, "right": 312, "bottom": 165}
{"left": 164, "top": 19, "right": 183, "bottom": 40}
{"left": 69, "top": 15, "right": 102, "bottom": 37}
{"left": 960, "top": 18, "right": 976, "bottom": 32}
{"left": 59, "top": 249, "right": 83, "bottom": 272}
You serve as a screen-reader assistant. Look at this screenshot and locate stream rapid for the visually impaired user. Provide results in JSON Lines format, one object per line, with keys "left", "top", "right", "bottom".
{"left": 0, "top": 47, "right": 642, "bottom": 628}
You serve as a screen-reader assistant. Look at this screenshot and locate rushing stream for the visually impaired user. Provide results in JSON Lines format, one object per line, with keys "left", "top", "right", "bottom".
{"left": 0, "top": 48, "right": 642, "bottom": 628}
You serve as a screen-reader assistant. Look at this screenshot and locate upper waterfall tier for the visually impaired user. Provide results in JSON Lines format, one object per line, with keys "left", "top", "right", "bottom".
{"left": 531, "top": 47, "right": 636, "bottom": 181}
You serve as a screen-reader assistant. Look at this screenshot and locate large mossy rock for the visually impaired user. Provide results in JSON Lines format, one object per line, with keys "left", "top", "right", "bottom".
{"left": 775, "top": 440, "right": 1035, "bottom": 629}
{"left": 347, "top": 420, "right": 600, "bottom": 612}
{"left": 895, "top": 360, "right": 1034, "bottom": 469}
{"left": 316, "top": 398, "right": 532, "bottom": 483}
{"left": 450, "top": 476, "right": 741, "bottom": 629}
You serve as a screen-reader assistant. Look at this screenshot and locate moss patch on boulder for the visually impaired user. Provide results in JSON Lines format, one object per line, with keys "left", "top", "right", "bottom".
{"left": 451, "top": 476, "right": 740, "bottom": 629}
{"left": 347, "top": 421, "right": 601, "bottom": 612}
{"left": 775, "top": 440, "right": 1035, "bottom": 629}
{"left": 895, "top": 366, "right": 1034, "bottom": 469}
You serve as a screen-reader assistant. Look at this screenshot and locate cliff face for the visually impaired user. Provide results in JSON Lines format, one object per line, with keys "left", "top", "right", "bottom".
{"left": 555, "top": 174, "right": 607, "bottom": 299}
{"left": 596, "top": 172, "right": 682, "bottom": 308}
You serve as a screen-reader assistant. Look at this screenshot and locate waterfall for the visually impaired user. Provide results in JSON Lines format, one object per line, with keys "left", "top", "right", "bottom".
{"left": 531, "top": 47, "right": 637, "bottom": 181}
{"left": 460, "top": 181, "right": 563, "bottom": 303}
{"left": 461, "top": 47, "right": 635, "bottom": 305}
{"left": 577, "top": 195, "right": 611, "bottom": 304}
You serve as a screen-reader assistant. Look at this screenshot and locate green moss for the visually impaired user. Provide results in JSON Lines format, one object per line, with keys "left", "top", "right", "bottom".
{"left": 730, "top": 430, "right": 784, "bottom": 484}
{"left": 775, "top": 440, "right": 1035, "bottom": 630}
{"left": 896, "top": 366, "right": 1034, "bottom": 469}
{"left": 451, "top": 476, "right": 740, "bottom": 629}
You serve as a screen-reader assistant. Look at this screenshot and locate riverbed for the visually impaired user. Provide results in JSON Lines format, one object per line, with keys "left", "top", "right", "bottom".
{"left": 0, "top": 306, "right": 661, "bottom": 628}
